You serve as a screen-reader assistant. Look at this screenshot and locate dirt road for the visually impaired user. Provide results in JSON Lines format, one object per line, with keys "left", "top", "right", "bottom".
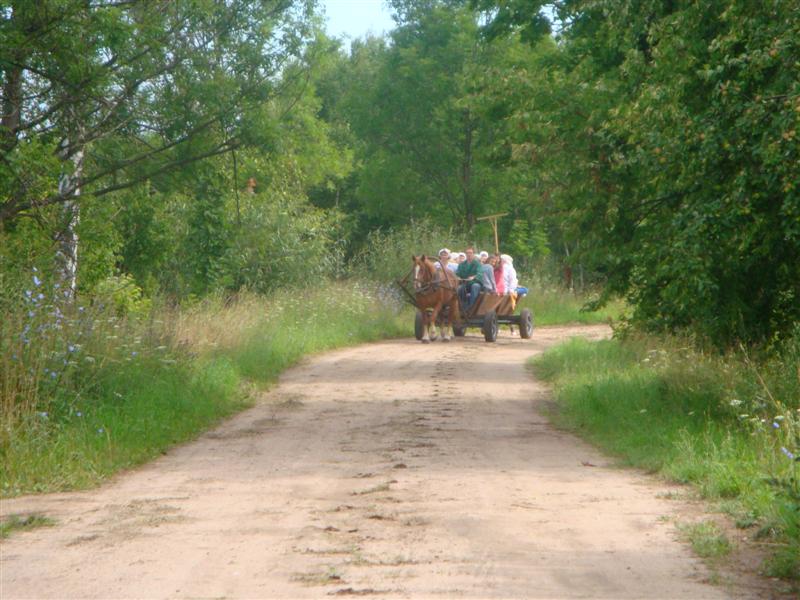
{"left": 1, "top": 325, "right": 751, "bottom": 598}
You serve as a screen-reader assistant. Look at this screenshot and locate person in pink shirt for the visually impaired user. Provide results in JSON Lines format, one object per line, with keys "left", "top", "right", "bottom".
{"left": 491, "top": 254, "right": 505, "bottom": 295}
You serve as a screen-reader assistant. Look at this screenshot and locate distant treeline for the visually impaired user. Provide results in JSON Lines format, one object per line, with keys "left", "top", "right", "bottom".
{"left": 2, "top": 0, "right": 798, "bottom": 346}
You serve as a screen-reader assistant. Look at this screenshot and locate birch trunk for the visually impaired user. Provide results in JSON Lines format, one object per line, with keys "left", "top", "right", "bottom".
{"left": 55, "top": 144, "right": 84, "bottom": 300}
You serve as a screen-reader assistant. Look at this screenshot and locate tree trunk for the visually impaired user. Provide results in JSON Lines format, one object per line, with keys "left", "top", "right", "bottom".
{"left": 55, "top": 142, "right": 85, "bottom": 300}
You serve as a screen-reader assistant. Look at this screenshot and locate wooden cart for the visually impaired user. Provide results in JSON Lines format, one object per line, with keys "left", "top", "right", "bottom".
{"left": 397, "top": 275, "right": 533, "bottom": 343}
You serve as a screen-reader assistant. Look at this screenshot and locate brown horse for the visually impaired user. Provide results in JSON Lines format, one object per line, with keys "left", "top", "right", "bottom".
{"left": 412, "top": 255, "right": 460, "bottom": 343}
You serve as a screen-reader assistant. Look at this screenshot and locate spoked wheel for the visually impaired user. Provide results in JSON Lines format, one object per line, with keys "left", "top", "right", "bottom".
{"left": 482, "top": 310, "right": 498, "bottom": 342}
{"left": 414, "top": 311, "right": 424, "bottom": 341}
{"left": 519, "top": 308, "right": 533, "bottom": 339}
{"left": 453, "top": 323, "right": 466, "bottom": 337}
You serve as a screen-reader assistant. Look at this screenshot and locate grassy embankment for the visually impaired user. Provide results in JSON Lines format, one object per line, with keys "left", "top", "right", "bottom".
{"left": 1, "top": 282, "right": 408, "bottom": 497}
{"left": 533, "top": 333, "right": 800, "bottom": 579}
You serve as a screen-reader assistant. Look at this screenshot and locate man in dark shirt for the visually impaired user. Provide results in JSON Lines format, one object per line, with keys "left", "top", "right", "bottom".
{"left": 456, "top": 247, "right": 483, "bottom": 310}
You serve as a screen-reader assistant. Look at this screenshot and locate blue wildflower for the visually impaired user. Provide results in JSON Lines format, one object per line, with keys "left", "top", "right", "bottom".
{"left": 76, "top": 411, "right": 83, "bottom": 417}
{"left": 25, "top": 290, "right": 32, "bottom": 298}
{"left": 37, "top": 293, "right": 44, "bottom": 301}
{"left": 772, "top": 422, "right": 780, "bottom": 429}
{"left": 97, "top": 427, "right": 105, "bottom": 434}
{"left": 68, "top": 344, "right": 76, "bottom": 353}
{"left": 37, "top": 411, "right": 48, "bottom": 419}
{"left": 131, "top": 351, "right": 138, "bottom": 357}
{"left": 781, "top": 447, "right": 796, "bottom": 461}
{"left": 33, "top": 275, "right": 41, "bottom": 287}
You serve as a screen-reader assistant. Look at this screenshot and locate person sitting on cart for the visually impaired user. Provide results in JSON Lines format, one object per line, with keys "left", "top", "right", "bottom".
{"left": 480, "top": 256, "right": 497, "bottom": 294}
{"left": 456, "top": 247, "right": 482, "bottom": 310}
{"left": 434, "top": 248, "right": 458, "bottom": 273}
{"left": 491, "top": 254, "right": 505, "bottom": 295}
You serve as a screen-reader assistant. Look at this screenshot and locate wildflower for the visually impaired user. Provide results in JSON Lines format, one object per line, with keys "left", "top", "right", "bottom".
{"left": 729, "top": 398, "right": 742, "bottom": 407}
{"left": 37, "top": 293, "right": 44, "bottom": 301}
{"left": 131, "top": 351, "right": 138, "bottom": 357}
{"left": 774, "top": 415, "right": 785, "bottom": 421}
{"left": 781, "top": 447, "right": 796, "bottom": 461}
{"left": 639, "top": 408, "right": 648, "bottom": 413}
{"left": 68, "top": 344, "right": 76, "bottom": 353}
{"left": 33, "top": 275, "right": 41, "bottom": 287}
{"left": 25, "top": 290, "right": 32, "bottom": 298}
{"left": 97, "top": 427, "right": 105, "bottom": 434}
{"left": 84, "top": 356, "right": 95, "bottom": 364}
{"left": 772, "top": 422, "right": 780, "bottom": 429}
{"left": 76, "top": 411, "right": 83, "bottom": 417}
{"left": 50, "top": 371, "right": 57, "bottom": 379}
{"left": 114, "top": 392, "right": 123, "bottom": 398}
{"left": 37, "top": 411, "right": 48, "bottom": 419}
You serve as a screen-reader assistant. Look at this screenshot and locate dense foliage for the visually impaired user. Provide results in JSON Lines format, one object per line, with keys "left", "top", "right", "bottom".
{"left": 2, "top": 0, "right": 798, "bottom": 345}
{"left": 474, "top": 0, "right": 800, "bottom": 345}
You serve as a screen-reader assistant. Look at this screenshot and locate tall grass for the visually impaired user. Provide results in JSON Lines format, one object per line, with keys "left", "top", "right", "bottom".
{"left": 534, "top": 332, "right": 800, "bottom": 579}
{"left": 1, "top": 280, "right": 409, "bottom": 497}
{"left": 516, "top": 286, "right": 625, "bottom": 326}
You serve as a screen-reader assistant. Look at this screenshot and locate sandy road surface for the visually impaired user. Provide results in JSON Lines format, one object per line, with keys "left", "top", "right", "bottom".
{"left": 1, "top": 325, "right": 750, "bottom": 599}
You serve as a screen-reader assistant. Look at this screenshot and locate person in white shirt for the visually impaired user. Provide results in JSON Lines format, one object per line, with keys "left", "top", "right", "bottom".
{"left": 501, "top": 254, "right": 517, "bottom": 294}
{"left": 435, "top": 248, "right": 458, "bottom": 273}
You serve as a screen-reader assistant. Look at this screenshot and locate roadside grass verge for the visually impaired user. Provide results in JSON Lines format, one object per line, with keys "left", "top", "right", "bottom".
{"left": 533, "top": 333, "right": 800, "bottom": 580}
{"left": 678, "top": 521, "right": 733, "bottom": 560}
{"left": 517, "top": 288, "right": 625, "bottom": 326}
{"left": 1, "top": 281, "right": 409, "bottom": 497}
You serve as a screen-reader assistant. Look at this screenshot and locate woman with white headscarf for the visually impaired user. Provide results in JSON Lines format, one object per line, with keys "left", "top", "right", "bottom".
{"left": 501, "top": 254, "right": 517, "bottom": 296}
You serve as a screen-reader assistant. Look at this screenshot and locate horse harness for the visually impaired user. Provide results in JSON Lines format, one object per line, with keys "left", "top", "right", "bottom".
{"left": 414, "top": 260, "right": 458, "bottom": 296}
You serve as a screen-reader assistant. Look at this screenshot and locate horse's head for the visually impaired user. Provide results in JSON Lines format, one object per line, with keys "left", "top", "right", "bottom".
{"left": 412, "top": 254, "right": 435, "bottom": 292}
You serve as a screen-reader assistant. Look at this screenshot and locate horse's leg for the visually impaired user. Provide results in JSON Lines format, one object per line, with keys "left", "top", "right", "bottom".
{"left": 421, "top": 308, "right": 431, "bottom": 343}
{"left": 431, "top": 300, "right": 448, "bottom": 342}
{"left": 448, "top": 295, "right": 459, "bottom": 340}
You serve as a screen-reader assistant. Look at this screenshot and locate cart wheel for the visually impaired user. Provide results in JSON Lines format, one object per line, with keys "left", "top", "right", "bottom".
{"left": 519, "top": 308, "right": 533, "bottom": 339}
{"left": 482, "top": 310, "right": 498, "bottom": 342}
{"left": 414, "top": 311, "right": 424, "bottom": 340}
{"left": 453, "top": 323, "right": 466, "bottom": 337}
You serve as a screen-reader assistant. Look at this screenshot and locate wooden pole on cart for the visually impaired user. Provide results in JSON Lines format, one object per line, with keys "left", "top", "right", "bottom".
{"left": 476, "top": 212, "right": 509, "bottom": 255}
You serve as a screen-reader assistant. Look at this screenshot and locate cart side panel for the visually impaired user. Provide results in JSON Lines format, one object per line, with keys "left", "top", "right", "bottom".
{"left": 471, "top": 293, "right": 501, "bottom": 316}
{"left": 495, "top": 295, "right": 514, "bottom": 316}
